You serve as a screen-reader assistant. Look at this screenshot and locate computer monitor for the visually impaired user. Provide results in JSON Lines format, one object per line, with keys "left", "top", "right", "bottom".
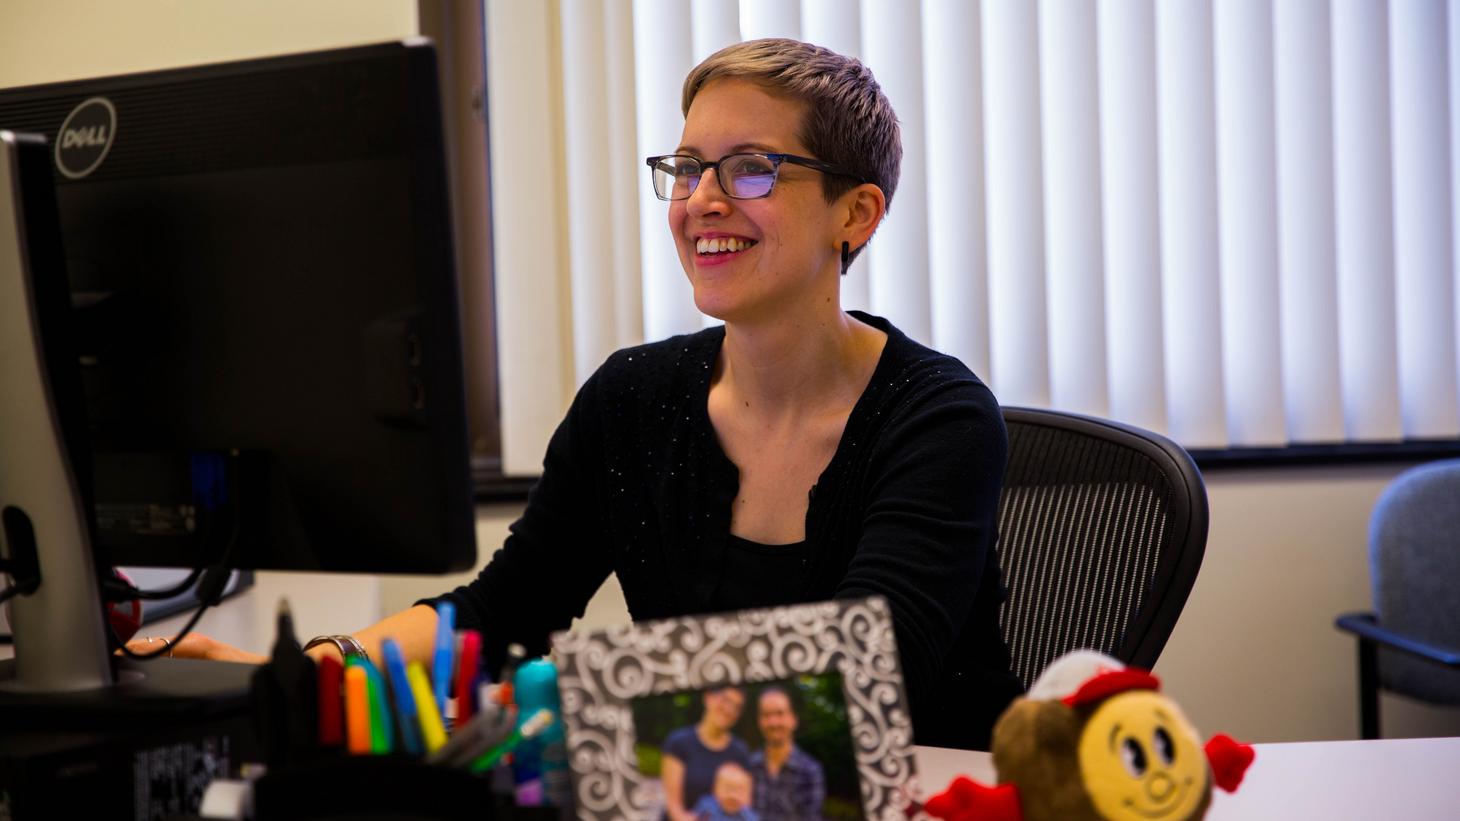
{"left": 0, "top": 40, "right": 476, "bottom": 575}
{"left": 0, "top": 41, "right": 477, "bottom": 698}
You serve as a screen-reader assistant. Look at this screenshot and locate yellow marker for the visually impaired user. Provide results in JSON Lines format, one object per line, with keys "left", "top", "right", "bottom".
{"left": 407, "top": 661, "right": 448, "bottom": 753}
{"left": 344, "top": 664, "right": 372, "bottom": 755}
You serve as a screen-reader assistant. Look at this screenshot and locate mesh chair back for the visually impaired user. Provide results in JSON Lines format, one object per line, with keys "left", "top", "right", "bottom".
{"left": 997, "top": 407, "right": 1209, "bottom": 688}
{"left": 1370, "top": 459, "right": 1460, "bottom": 704}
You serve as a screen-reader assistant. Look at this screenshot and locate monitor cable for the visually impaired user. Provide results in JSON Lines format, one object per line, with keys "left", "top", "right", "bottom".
{"left": 0, "top": 527, "right": 207, "bottom": 648}
{"left": 108, "top": 507, "right": 240, "bottom": 661}
{"left": 104, "top": 452, "right": 246, "bottom": 662}
{"left": 101, "top": 565, "right": 205, "bottom": 601}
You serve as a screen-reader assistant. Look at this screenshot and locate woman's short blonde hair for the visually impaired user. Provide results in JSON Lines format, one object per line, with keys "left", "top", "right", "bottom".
{"left": 682, "top": 38, "right": 901, "bottom": 260}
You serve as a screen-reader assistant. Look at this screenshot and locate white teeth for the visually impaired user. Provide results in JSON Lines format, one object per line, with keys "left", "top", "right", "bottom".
{"left": 696, "top": 237, "right": 754, "bottom": 254}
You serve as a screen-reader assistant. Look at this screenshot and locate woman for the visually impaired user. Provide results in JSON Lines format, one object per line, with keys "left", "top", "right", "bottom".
{"left": 156, "top": 38, "right": 1022, "bottom": 751}
{"left": 661, "top": 687, "right": 751, "bottom": 821}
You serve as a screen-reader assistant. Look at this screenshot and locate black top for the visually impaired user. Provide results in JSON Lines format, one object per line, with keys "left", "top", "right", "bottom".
{"left": 431, "top": 312, "right": 1022, "bottom": 749}
{"left": 712, "top": 535, "right": 812, "bottom": 610}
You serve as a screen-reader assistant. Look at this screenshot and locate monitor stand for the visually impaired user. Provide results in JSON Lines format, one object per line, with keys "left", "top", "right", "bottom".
{"left": 0, "top": 131, "right": 254, "bottom": 718}
{"left": 0, "top": 129, "right": 117, "bottom": 698}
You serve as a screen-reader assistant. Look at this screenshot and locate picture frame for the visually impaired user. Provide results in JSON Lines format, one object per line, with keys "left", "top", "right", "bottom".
{"left": 551, "top": 595, "right": 918, "bottom": 820}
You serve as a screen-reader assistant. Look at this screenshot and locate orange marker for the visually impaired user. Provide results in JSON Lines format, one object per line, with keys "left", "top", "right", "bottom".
{"left": 344, "top": 663, "right": 372, "bottom": 754}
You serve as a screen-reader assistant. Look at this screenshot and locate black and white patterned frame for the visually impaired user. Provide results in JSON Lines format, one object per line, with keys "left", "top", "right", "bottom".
{"left": 551, "top": 596, "right": 918, "bottom": 820}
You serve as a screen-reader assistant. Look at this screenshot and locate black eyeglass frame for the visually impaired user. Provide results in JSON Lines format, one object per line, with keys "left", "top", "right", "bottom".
{"left": 644, "top": 152, "right": 866, "bottom": 201}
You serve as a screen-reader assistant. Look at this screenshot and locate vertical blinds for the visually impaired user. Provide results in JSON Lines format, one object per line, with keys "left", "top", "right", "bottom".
{"left": 486, "top": 0, "right": 1459, "bottom": 475}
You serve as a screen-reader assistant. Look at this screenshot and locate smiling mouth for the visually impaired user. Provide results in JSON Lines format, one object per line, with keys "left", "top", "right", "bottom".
{"left": 696, "top": 236, "right": 757, "bottom": 256}
{"left": 1121, "top": 780, "right": 1191, "bottom": 819}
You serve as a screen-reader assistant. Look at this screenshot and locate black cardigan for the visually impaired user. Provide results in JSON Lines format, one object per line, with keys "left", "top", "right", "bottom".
{"left": 433, "top": 312, "right": 1022, "bottom": 749}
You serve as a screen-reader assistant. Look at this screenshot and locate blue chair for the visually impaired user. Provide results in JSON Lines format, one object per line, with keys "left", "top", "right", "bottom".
{"left": 1336, "top": 459, "right": 1460, "bottom": 739}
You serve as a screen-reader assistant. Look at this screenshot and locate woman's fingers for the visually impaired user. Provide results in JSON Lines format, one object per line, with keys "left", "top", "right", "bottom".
{"left": 122, "top": 632, "right": 266, "bottom": 664}
{"left": 124, "top": 634, "right": 176, "bottom": 657}
{"left": 182, "top": 634, "right": 265, "bottom": 663}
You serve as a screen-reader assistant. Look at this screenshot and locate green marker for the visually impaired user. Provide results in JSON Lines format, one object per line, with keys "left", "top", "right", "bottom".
{"left": 365, "top": 660, "right": 394, "bottom": 753}
{"left": 469, "top": 708, "right": 554, "bottom": 774}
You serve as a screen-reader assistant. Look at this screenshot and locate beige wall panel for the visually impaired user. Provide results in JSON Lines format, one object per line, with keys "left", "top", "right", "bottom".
{"left": 0, "top": 0, "right": 417, "bottom": 88}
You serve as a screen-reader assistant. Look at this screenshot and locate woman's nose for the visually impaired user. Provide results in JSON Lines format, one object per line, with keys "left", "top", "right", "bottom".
{"left": 685, "top": 168, "right": 730, "bottom": 217}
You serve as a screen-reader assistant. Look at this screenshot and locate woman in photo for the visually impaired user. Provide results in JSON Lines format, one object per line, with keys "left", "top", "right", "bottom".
{"left": 660, "top": 687, "right": 752, "bottom": 821}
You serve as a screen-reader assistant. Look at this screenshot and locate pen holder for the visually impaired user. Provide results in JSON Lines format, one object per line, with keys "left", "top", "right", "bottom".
{"left": 252, "top": 755, "right": 564, "bottom": 821}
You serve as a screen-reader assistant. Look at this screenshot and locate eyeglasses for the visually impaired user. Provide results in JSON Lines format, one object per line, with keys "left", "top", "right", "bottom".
{"left": 644, "top": 152, "right": 863, "bottom": 201}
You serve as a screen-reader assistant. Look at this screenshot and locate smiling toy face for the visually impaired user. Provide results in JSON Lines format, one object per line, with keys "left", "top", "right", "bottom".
{"left": 1077, "top": 690, "right": 1209, "bottom": 820}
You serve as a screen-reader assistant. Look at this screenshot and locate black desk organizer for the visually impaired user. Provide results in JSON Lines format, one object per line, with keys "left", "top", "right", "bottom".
{"left": 249, "top": 659, "right": 565, "bottom": 821}
{"left": 252, "top": 755, "right": 563, "bottom": 821}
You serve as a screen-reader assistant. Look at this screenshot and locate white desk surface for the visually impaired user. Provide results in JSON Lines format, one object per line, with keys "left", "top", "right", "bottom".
{"left": 916, "top": 736, "right": 1460, "bottom": 820}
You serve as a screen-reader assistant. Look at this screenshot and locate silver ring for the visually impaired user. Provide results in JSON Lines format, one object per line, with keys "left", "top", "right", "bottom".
{"left": 145, "top": 635, "right": 173, "bottom": 657}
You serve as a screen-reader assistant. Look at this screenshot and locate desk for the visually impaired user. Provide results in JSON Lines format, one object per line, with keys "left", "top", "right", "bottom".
{"left": 916, "top": 736, "right": 1460, "bottom": 819}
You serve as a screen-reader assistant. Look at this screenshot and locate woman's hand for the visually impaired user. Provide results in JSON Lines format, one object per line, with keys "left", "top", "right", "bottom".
{"left": 123, "top": 632, "right": 266, "bottom": 664}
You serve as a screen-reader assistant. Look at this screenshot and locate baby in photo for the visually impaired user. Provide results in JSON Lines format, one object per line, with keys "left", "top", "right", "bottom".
{"left": 693, "top": 762, "right": 759, "bottom": 821}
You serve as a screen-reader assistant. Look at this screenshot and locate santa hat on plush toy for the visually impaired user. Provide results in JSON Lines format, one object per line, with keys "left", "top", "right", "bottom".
{"left": 1026, "top": 649, "right": 1141, "bottom": 701}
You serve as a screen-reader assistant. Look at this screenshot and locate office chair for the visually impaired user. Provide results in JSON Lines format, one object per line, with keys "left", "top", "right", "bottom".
{"left": 1335, "top": 459, "right": 1460, "bottom": 739}
{"left": 995, "top": 407, "right": 1209, "bottom": 688}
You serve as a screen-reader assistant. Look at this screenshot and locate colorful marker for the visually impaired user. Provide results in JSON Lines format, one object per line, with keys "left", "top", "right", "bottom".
{"left": 317, "top": 654, "right": 344, "bottom": 746}
{"left": 470, "top": 708, "right": 554, "bottom": 774}
{"left": 381, "top": 639, "right": 423, "bottom": 756}
{"left": 433, "top": 602, "right": 456, "bottom": 715}
{"left": 344, "top": 663, "right": 372, "bottom": 755}
{"left": 408, "top": 660, "right": 448, "bottom": 754}
{"left": 455, "top": 629, "right": 482, "bottom": 725}
{"left": 362, "top": 659, "right": 394, "bottom": 754}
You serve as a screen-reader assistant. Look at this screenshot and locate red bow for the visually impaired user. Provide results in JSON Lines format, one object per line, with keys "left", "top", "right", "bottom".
{"left": 922, "top": 776, "right": 1023, "bottom": 821}
{"left": 1204, "top": 733, "right": 1256, "bottom": 792}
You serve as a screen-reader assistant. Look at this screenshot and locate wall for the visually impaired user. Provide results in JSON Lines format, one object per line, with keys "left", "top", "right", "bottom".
{"left": 0, "top": 0, "right": 417, "bottom": 88}
{"left": 1162, "top": 466, "right": 1460, "bottom": 742}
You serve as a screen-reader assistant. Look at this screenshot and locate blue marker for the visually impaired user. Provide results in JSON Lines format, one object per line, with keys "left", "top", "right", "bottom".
{"left": 433, "top": 602, "right": 456, "bottom": 715}
{"left": 381, "top": 638, "right": 423, "bottom": 755}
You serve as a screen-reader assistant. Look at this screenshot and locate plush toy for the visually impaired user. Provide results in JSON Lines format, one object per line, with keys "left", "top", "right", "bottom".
{"left": 922, "top": 651, "right": 1254, "bottom": 821}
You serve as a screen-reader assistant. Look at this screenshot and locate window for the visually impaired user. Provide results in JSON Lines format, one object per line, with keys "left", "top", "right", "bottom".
{"left": 478, "top": 0, "right": 1460, "bottom": 487}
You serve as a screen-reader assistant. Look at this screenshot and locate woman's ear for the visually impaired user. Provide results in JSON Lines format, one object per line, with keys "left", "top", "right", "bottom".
{"left": 840, "top": 182, "right": 886, "bottom": 253}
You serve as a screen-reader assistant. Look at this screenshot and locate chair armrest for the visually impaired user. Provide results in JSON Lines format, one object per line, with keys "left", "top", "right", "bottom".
{"left": 1335, "top": 613, "right": 1460, "bottom": 667}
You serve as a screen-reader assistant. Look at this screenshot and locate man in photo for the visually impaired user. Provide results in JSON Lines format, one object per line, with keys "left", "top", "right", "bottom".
{"left": 749, "top": 687, "right": 826, "bottom": 820}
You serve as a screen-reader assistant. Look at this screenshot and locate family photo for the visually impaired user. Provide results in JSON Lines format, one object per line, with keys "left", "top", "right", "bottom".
{"left": 631, "top": 676, "right": 863, "bottom": 821}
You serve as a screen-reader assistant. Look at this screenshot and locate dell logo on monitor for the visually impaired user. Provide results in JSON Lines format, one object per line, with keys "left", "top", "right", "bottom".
{"left": 55, "top": 97, "right": 116, "bottom": 179}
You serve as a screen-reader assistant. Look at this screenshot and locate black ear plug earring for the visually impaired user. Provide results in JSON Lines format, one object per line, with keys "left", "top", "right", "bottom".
{"left": 841, "top": 241, "right": 850, "bottom": 276}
